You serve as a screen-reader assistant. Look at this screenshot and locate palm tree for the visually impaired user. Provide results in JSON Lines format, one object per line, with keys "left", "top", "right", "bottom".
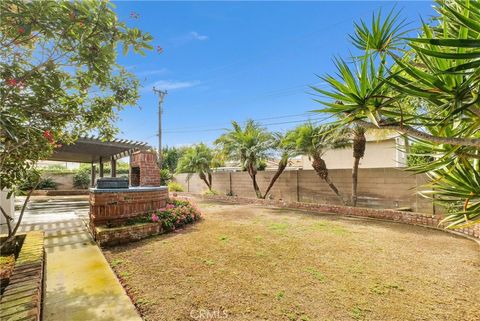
{"left": 262, "top": 131, "right": 298, "bottom": 199}
{"left": 286, "top": 123, "right": 350, "bottom": 204}
{"left": 313, "top": 2, "right": 480, "bottom": 227}
{"left": 215, "top": 120, "right": 273, "bottom": 198}
{"left": 351, "top": 125, "right": 366, "bottom": 207}
{"left": 176, "top": 143, "right": 215, "bottom": 191}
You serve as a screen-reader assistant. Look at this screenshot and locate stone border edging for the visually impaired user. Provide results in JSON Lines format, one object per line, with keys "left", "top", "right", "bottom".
{"left": 0, "top": 231, "right": 45, "bottom": 321}
{"left": 178, "top": 193, "right": 480, "bottom": 241}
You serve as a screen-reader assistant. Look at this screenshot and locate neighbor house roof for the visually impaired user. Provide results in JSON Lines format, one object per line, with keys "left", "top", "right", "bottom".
{"left": 47, "top": 136, "right": 150, "bottom": 163}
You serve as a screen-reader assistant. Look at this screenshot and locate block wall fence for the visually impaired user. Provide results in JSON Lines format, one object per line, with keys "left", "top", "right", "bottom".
{"left": 173, "top": 168, "right": 437, "bottom": 214}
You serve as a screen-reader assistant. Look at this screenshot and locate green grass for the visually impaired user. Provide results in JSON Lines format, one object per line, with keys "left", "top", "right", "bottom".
{"left": 268, "top": 221, "right": 289, "bottom": 232}
{"left": 310, "top": 221, "right": 350, "bottom": 235}
{"left": 305, "top": 267, "right": 326, "bottom": 282}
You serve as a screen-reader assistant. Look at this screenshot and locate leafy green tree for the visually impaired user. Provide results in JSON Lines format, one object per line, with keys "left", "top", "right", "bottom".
{"left": 286, "top": 123, "right": 350, "bottom": 204}
{"left": 406, "top": 142, "right": 434, "bottom": 167}
{"left": 177, "top": 144, "right": 216, "bottom": 191}
{"left": 0, "top": 0, "right": 153, "bottom": 249}
{"left": 313, "top": 1, "right": 480, "bottom": 227}
{"left": 163, "top": 146, "right": 188, "bottom": 173}
{"left": 215, "top": 120, "right": 274, "bottom": 198}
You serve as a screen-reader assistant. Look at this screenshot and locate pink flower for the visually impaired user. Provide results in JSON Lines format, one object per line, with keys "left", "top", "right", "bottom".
{"left": 151, "top": 214, "right": 159, "bottom": 222}
{"left": 166, "top": 204, "right": 175, "bottom": 210}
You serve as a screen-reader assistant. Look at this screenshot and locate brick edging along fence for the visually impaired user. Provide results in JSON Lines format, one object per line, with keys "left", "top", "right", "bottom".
{"left": 178, "top": 193, "right": 480, "bottom": 240}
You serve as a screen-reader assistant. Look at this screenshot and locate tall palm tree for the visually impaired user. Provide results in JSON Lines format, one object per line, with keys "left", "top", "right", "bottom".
{"left": 286, "top": 123, "right": 350, "bottom": 204}
{"left": 313, "top": 1, "right": 480, "bottom": 227}
{"left": 215, "top": 120, "right": 273, "bottom": 198}
{"left": 176, "top": 143, "right": 215, "bottom": 191}
{"left": 262, "top": 131, "right": 298, "bottom": 199}
{"left": 351, "top": 125, "right": 366, "bottom": 207}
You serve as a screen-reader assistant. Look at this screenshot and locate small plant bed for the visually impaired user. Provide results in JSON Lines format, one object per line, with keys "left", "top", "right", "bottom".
{"left": 95, "top": 198, "right": 202, "bottom": 246}
{"left": 0, "top": 231, "right": 45, "bottom": 320}
{"left": 0, "top": 234, "right": 26, "bottom": 295}
{"left": 0, "top": 254, "right": 15, "bottom": 293}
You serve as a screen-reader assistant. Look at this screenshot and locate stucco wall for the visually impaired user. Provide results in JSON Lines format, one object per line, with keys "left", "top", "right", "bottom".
{"left": 40, "top": 172, "right": 75, "bottom": 190}
{"left": 302, "top": 138, "right": 406, "bottom": 169}
{"left": 173, "top": 168, "right": 435, "bottom": 214}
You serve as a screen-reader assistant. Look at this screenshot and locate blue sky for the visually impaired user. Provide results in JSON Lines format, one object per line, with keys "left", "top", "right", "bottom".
{"left": 113, "top": 1, "right": 434, "bottom": 148}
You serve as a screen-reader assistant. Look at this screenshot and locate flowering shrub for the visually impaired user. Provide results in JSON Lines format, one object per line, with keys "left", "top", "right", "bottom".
{"left": 126, "top": 198, "right": 202, "bottom": 231}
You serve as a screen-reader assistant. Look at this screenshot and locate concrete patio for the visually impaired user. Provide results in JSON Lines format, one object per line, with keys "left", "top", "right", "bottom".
{"left": 13, "top": 196, "right": 141, "bottom": 321}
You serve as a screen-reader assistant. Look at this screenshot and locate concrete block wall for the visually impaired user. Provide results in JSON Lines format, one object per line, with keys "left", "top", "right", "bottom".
{"left": 40, "top": 172, "right": 75, "bottom": 190}
{"left": 174, "top": 168, "right": 436, "bottom": 214}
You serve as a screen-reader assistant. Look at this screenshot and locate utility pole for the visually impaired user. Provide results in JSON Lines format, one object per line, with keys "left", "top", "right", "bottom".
{"left": 153, "top": 87, "right": 167, "bottom": 170}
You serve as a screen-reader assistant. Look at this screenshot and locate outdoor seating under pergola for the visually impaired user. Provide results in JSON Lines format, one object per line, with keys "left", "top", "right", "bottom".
{"left": 48, "top": 136, "right": 151, "bottom": 186}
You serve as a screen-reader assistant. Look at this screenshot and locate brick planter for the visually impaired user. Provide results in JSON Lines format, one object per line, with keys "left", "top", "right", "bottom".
{"left": 183, "top": 193, "right": 480, "bottom": 240}
{"left": 0, "top": 231, "right": 45, "bottom": 321}
{"left": 89, "top": 187, "right": 168, "bottom": 227}
{"left": 95, "top": 223, "right": 161, "bottom": 247}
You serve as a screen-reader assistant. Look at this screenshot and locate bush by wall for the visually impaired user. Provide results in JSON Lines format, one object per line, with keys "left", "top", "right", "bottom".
{"left": 73, "top": 169, "right": 90, "bottom": 189}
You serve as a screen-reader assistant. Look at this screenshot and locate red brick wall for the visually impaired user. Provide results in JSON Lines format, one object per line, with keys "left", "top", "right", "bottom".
{"left": 89, "top": 188, "right": 168, "bottom": 225}
{"left": 95, "top": 223, "right": 160, "bottom": 246}
{"left": 131, "top": 151, "right": 161, "bottom": 187}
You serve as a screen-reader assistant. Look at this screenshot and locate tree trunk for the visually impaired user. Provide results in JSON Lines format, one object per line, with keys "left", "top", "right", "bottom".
{"left": 262, "top": 161, "right": 287, "bottom": 199}
{"left": 199, "top": 172, "right": 211, "bottom": 190}
{"left": 352, "top": 157, "right": 360, "bottom": 207}
{"left": 0, "top": 184, "right": 37, "bottom": 253}
{"left": 207, "top": 172, "right": 213, "bottom": 190}
{"left": 0, "top": 205, "right": 13, "bottom": 236}
{"left": 312, "top": 156, "right": 345, "bottom": 205}
{"left": 352, "top": 128, "right": 366, "bottom": 207}
{"left": 247, "top": 164, "right": 263, "bottom": 198}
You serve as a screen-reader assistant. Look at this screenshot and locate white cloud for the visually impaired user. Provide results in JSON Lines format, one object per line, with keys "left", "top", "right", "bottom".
{"left": 137, "top": 68, "right": 168, "bottom": 77}
{"left": 170, "top": 31, "right": 208, "bottom": 46}
{"left": 189, "top": 31, "right": 208, "bottom": 41}
{"left": 142, "top": 80, "right": 200, "bottom": 92}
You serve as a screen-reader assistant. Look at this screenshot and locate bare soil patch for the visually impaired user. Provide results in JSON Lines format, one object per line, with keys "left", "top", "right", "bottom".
{"left": 103, "top": 198, "right": 480, "bottom": 321}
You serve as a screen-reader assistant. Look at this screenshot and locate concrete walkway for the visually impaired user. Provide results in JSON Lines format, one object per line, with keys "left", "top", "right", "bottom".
{"left": 16, "top": 196, "right": 142, "bottom": 321}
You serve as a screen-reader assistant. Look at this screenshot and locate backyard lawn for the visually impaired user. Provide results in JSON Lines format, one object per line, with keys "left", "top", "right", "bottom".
{"left": 104, "top": 198, "right": 480, "bottom": 321}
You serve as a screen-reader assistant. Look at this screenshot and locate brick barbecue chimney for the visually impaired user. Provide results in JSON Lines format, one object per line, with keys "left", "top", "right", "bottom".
{"left": 130, "top": 150, "right": 161, "bottom": 187}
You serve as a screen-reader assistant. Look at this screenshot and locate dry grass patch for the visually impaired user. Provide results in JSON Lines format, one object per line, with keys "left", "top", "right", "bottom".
{"left": 103, "top": 198, "right": 480, "bottom": 321}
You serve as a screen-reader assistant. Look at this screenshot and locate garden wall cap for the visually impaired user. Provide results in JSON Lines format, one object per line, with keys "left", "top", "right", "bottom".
{"left": 89, "top": 186, "right": 168, "bottom": 193}
{"left": 48, "top": 136, "right": 151, "bottom": 163}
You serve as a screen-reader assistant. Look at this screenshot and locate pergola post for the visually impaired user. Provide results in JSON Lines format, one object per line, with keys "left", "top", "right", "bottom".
{"left": 91, "top": 163, "right": 96, "bottom": 187}
{"left": 99, "top": 157, "right": 104, "bottom": 178}
{"left": 111, "top": 156, "right": 116, "bottom": 177}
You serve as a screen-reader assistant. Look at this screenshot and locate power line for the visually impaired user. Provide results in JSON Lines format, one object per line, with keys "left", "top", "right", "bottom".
{"left": 163, "top": 112, "right": 315, "bottom": 131}
{"left": 163, "top": 115, "right": 333, "bottom": 134}
{"left": 141, "top": 112, "right": 316, "bottom": 139}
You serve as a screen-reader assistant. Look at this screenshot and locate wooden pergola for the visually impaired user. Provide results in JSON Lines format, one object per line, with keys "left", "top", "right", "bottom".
{"left": 47, "top": 136, "right": 150, "bottom": 186}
